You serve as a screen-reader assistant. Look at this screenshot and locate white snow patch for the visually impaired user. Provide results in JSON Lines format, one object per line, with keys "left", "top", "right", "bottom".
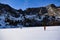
{"left": 0, "top": 26, "right": 60, "bottom": 40}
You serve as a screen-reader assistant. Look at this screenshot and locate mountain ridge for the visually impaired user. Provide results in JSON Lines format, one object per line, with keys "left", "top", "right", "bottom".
{"left": 0, "top": 3, "right": 60, "bottom": 28}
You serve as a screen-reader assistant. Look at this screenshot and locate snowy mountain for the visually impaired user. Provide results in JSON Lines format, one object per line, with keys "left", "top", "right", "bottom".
{"left": 0, "top": 3, "right": 60, "bottom": 28}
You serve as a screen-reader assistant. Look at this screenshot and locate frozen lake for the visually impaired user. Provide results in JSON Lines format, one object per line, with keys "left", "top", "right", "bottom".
{"left": 0, "top": 26, "right": 60, "bottom": 40}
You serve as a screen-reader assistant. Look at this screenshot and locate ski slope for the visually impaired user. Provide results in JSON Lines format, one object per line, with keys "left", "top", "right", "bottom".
{"left": 0, "top": 26, "right": 60, "bottom": 40}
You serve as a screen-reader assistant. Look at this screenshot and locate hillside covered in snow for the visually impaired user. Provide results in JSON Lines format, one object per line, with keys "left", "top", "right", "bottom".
{"left": 0, "top": 3, "right": 60, "bottom": 28}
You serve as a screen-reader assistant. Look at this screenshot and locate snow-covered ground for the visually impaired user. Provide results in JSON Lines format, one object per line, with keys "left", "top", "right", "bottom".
{"left": 0, "top": 26, "right": 60, "bottom": 40}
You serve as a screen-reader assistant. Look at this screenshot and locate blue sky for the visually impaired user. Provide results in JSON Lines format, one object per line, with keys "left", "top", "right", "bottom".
{"left": 0, "top": 0, "right": 60, "bottom": 10}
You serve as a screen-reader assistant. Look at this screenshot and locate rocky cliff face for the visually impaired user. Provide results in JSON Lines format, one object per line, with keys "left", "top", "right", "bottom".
{"left": 0, "top": 3, "right": 60, "bottom": 28}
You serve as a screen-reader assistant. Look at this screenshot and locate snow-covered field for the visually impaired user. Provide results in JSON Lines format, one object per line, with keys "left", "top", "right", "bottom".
{"left": 0, "top": 26, "right": 60, "bottom": 40}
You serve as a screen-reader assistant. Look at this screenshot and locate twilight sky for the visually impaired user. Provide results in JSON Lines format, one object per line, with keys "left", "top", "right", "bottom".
{"left": 0, "top": 0, "right": 60, "bottom": 10}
